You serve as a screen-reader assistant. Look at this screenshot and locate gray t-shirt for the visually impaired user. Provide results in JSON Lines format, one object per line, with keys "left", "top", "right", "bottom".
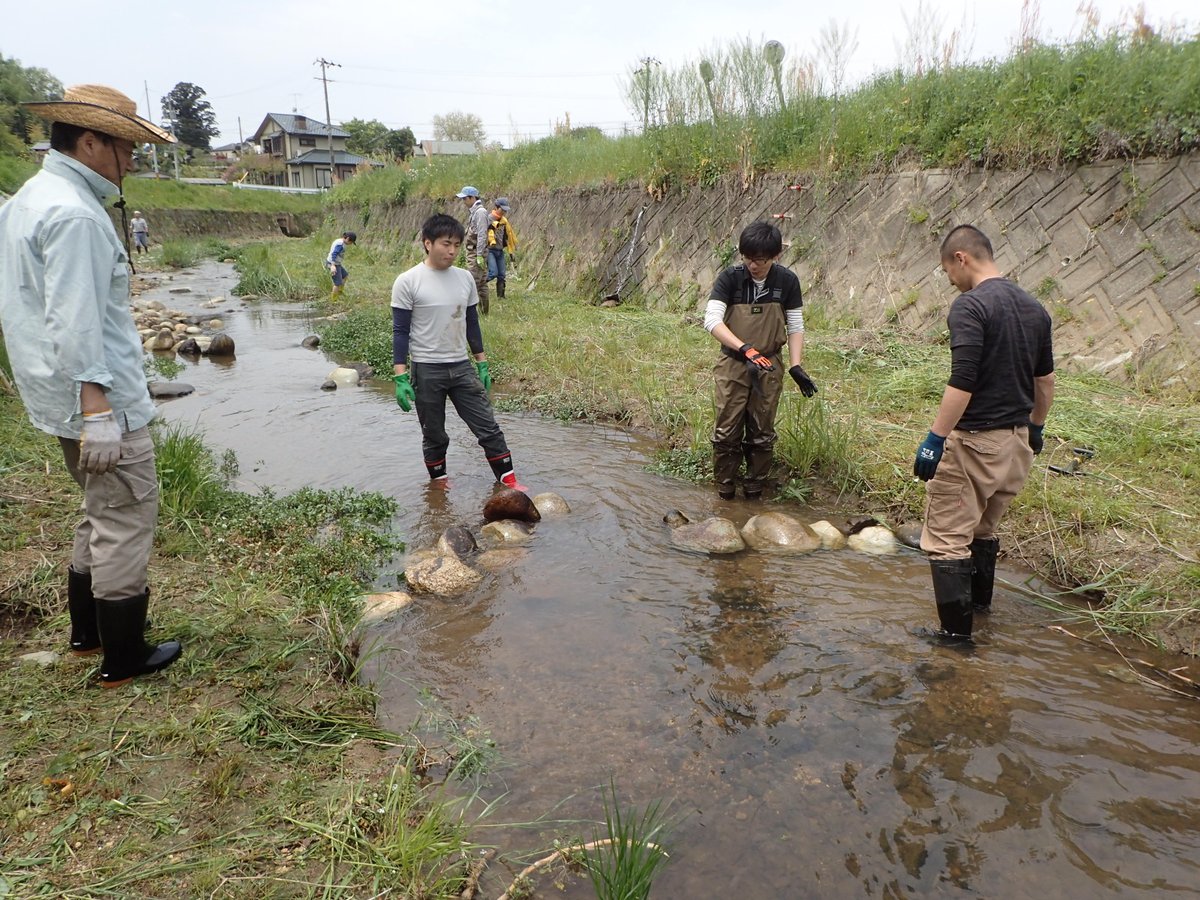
{"left": 390, "top": 261, "right": 478, "bottom": 363}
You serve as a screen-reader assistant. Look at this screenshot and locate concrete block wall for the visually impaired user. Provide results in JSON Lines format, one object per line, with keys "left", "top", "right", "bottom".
{"left": 346, "top": 152, "right": 1200, "bottom": 391}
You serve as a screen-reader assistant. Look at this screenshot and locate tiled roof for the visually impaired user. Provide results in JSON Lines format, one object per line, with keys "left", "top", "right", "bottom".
{"left": 286, "top": 149, "right": 383, "bottom": 167}
{"left": 255, "top": 113, "right": 350, "bottom": 139}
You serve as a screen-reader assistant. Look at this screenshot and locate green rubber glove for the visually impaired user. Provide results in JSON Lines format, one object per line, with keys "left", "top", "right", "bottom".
{"left": 394, "top": 373, "right": 414, "bottom": 411}
{"left": 475, "top": 360, "right": 492, "bottom": 392}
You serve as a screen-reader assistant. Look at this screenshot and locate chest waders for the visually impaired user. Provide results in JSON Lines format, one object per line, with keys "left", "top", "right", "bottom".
{"left": 712, "top": 300, "right": 787, "bottom": 499}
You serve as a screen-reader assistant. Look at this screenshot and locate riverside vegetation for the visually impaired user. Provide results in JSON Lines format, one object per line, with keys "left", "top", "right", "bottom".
{"left": 1, "top": 250, "right": 674, "bottom": 897}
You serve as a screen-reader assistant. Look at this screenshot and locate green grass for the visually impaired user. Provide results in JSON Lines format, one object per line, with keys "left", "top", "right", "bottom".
{"left": 584, "top": 781, "right": 672, "bottom": 900}
{"left": 156, "top": 236, "right": 237, "bottom": 268}
{"left": 0, "top": 392, "right": 530, "bottom": 897}
{"left": 0, "top": 152, "right": 37, "bottom": 194}
{"left": 122, "top": 177, "right": 323, "bottom": 213}
{"left": 323, "top": 27, "right": 1200, "bottom": 204}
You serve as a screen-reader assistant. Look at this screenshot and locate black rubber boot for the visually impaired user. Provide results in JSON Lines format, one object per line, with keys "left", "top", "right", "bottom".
{"left": 929, "top": 557, "right": 974, "bottom": 642}
{"left": 67, "top": 567, "right": 100, "bottom": 656}
{"left": 497, "top": 277, "right": 506, "bottom": 298}
{"left": 969, "top": 537, "right": 1000, "bottom": 612}
{"left": 97, "top": 592, "right": 182, "bottom": 688}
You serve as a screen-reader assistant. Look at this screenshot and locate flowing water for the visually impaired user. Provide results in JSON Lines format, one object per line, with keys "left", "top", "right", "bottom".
{"left": 153, "top": 262, "right": 1200, "bottom": 898}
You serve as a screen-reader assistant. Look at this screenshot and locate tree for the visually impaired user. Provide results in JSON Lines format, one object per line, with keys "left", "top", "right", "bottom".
{"left": 0, "top": 54, "right": 63, "bottom": 153}
{"left": 432, "top": 111, "right": 486, "bottom": 148}
{"left": 384, "top": 127, "right": 416, "bottom": 160}
{"left": 342, "top": 117, "right": 390, "bottom": 156}
{"left": 161, "top": 82, "right": 218, "bottom": 150}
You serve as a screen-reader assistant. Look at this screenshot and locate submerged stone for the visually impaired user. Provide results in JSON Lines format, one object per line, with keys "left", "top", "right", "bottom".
{"left": 670, "top": 516, "right": 745, "bottom": 554}
{"left": 484, "top": 488, "right": 540, "bottom": 523}
{"left": 741, "top": 512, "right": 821, "bottom": 554}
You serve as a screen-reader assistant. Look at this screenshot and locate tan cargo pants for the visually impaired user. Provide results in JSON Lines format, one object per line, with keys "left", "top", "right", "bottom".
{"left": 712, "top": 353, "right": 784, "bottom": 495}
{"left": 920, "top": 426, "right": 1035, "bottom": 560}
{"left": 59, "top": 425, "right": 158, "bottom": 600}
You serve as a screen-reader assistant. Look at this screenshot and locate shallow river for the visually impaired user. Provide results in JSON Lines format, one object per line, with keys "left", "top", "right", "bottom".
{"left": 152, "top": 262, "right": 1200, "bottom": 898}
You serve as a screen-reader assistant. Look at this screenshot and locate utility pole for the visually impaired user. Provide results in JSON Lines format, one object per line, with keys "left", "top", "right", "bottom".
{"left": 143, "top": 81, "right": 159, "bottom": 176}
{"left": 168, "top": 99, "right": 181, "bottom": 180}
{"left": 315, "top": 58, "right": 341, "bottom": 188}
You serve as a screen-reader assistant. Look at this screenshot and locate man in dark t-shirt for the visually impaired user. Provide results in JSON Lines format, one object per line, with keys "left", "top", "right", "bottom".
{"left": 912, "top": 224, "right": 1055, "bottom": 641}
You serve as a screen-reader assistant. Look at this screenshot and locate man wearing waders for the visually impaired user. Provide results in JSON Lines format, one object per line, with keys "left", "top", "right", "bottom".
{"left": 704, "top": 221, "right": 817, "bottom": 500}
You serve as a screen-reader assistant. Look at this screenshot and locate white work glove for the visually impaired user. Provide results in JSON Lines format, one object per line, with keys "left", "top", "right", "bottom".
{"left": 79, "top": 410, "right": 123, "bottom": 474}
{"left": 329, "top": 264, "right": 338, "bottom": 275}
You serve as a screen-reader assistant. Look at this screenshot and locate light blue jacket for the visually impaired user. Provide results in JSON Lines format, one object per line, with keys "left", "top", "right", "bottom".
{"left": 0, "top": 150, "right": 154, "bottom": 439}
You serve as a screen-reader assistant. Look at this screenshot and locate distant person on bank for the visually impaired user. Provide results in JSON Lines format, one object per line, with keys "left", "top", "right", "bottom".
{"left": 913, "top": 224, "right": 1054, "bottom": 642}
{"left": 486, "top": 197, "right": 518, "bottom": 299}
{"left": 456, "top": 185, "right": 490, "bottom": 314}
{"left": 391, "top": 213, "right": 527, "bottom": 492}
{"left": 326, "top": 230, "right": 356, "bottom": 299}
{"left": 0, "top": 84, "right": 183, "bottom": 686}
{"left": 704, "top": 220, "right": 817, "bottom": 501}
{"left": 130, "top": 210, "right": 149, "bottom": 254}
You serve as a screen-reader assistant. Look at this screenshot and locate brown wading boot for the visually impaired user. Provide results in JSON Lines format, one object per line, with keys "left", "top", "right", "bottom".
{"left": 67, "top": 567, "right": 101, "bottom": 656}
{"left": 97, "top": 591, "right": 183, "bottom": 688}
{"left": 969, "top": 537, "right": 999, "bottom": 612}
{"left": 928, "top": 557, "right": 974, "bottom": 642}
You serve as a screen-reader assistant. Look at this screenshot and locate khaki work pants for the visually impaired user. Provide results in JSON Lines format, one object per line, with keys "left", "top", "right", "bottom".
{"left": 59, "top": 426, "right": 158, "bottom": 600}
{"left": 920, "top": 426, "right": 1035, "bottom": 560}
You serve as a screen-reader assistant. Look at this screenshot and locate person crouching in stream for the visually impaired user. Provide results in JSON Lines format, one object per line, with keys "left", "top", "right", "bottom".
{"left": 704, "top": 221, "right": 818, "bottom": 501}
{"left": 391, "top": 213, "right": 528, "bottom": 492}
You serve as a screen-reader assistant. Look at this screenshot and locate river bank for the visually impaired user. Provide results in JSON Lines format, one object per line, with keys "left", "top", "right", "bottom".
{"left": 3, "top": 251, "right": 1199, "bottom": 898}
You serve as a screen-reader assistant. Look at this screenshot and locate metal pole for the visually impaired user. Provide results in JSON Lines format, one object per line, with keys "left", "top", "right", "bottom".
{"left": 143, "top": 81, "right": 159, "bottom": 176}
{"left": 315, "top": 58, "right": 341, "bottom": 188}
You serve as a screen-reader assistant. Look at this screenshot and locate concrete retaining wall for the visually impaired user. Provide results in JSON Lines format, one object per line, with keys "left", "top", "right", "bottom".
{"left": 339, "top": 154, "right": 1200, "bottom": 391}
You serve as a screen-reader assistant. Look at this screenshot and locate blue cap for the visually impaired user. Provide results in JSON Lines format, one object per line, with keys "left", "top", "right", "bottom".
{"left": 495, "top": 197, "right": 511, "bottom": 211}
{"left": 456, "top": 185, "right": 480, "bottom": 198}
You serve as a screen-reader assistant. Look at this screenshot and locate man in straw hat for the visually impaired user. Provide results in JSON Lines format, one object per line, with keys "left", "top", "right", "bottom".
{"left": 0, "top": 84, "right": 183, "bottom": 687}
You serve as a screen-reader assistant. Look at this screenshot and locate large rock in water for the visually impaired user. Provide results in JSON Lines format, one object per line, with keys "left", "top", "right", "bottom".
{"left": 205, "top": 332, "right": 236, "bottom": 357}
{"left": 484, "top": 488, "right": 540, "bottom": 523}
{"left": 670, "top": 517, "right": 745, "bottom": 554}
{"left": 847, "top": 525, "right": 900, "bottom": 556}
{"left": 437, "top": 526, "right": 478, "bottom": 557}
{"left": 808, "top": 520, "right": 848, "bottom": 550}
{"left": 741, "top": 512, "right": 821, "bottom": 554}
{"left": 327, "top": 367, "right": 359, "bottom": 388}
{"left": 482, "top": 519, "right": 533, "bottom": 544}
{"left": 532, "top": 492, "right": 570, "bottom": 517}
{"left": 359, "top": 591, "right": 413, "bottom": 626}
{"left": 404, "top": 555, "right": 481, "bottom": 596}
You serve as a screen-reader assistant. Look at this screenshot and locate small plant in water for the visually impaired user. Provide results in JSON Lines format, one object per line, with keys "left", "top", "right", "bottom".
{"left": 584, "top": 780, "right": 671, "bottom": 900}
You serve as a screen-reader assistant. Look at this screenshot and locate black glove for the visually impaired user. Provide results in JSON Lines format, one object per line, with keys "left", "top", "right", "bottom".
{"left": 789, "top": 365, "right": 818, "bottom": 397}
{"left": 738, "top": 343, "right": 774, "bottom": 372}
{"left": 1028, "top": 423, "right": 1045, "bottom": 455}
{"left": 913, "top": 431, "right": 946, "bottom": 481}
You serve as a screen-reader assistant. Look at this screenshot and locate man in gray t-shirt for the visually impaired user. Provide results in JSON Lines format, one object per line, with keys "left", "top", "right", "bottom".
{"left": 390, "top": 213, "right": 526, "bottom": 491}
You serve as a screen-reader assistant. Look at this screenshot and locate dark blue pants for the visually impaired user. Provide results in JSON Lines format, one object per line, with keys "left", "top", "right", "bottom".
{"left": 412, "top": 360, "right": 510, "bottom": 479}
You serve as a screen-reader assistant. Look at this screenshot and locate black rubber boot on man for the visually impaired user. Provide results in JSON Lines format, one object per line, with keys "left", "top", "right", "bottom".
{"left": 68, "top": 567, "right": 100, "bottom": 656}
{"left": 969, "top": 537, "right": 999, "bottom": 612}
{"left": 929, "top": 557, "right": 974, "bottom": 642}
{"left": 497, "top": 277, "right": 506, "bottom": 298}
{"left": 97, "top": 592, "right": 182, "bottom": 688}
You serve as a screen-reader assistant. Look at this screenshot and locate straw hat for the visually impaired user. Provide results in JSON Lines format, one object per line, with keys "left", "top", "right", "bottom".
{"left": 24, "top": 84, "right": 175, "bottom": 144}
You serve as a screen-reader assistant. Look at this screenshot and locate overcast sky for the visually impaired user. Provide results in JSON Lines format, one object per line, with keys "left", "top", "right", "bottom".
{"left": 4, "top": 0, "right": 1196, "bottom": 147}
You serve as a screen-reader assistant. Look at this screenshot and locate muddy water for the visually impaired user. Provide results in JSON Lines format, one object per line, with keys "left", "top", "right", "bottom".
{"left": 152, "top": 263, "right": 1200, "bottom": 898}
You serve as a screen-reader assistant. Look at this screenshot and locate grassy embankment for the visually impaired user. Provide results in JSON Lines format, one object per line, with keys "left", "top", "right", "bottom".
{"left": 0, "top": 380, "right": 518, "bottom": 894}
{"left": 235, "top": 233, "right": 1200, "bottom": 654}
{"left": 331, "top": 26, "right": 1200, "bottom": 202}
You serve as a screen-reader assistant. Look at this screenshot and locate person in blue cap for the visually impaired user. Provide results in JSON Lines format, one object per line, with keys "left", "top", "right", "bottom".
{"left": 486, "top": 197, "right": 518, "bottom": 299}
{"left": 456, "top": 186, "right": 490, "bottom": 313}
